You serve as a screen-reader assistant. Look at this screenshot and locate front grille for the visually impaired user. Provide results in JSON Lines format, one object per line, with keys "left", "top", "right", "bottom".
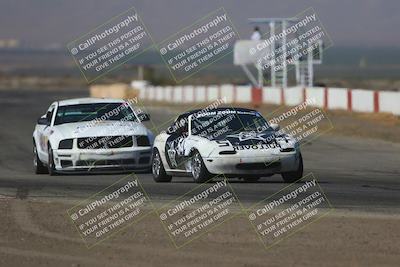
{"left": 77, "top": 136, "right": 133, "bottom": 149}
{"left": 136, "top": 135, "right": 150, "bottom": 146}
{"left": 236, "top": 162, "right": 281, "bottom": 170}
{"left": 76, "top": 159, "right": 135, "bottom": 166}
{"left": 226, "top": 138, "right": 277, "bottom": 147}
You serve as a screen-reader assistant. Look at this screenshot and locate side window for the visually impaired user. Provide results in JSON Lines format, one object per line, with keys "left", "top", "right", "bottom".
{"left": 168, "top": 115, "right": 188, "bottom": 135}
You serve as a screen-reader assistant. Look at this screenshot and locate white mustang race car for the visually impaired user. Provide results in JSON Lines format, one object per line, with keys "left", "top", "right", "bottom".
{"left": 152, "top": 108, "right": 303, "bottom": 183}
{"left": 33, "top": 98, "right": 154, "bottom": 175}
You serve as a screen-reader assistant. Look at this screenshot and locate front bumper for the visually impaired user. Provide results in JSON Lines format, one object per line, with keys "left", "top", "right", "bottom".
{"left": 203, "top": 151, "right": 300, "bottom": 175}
{"left": 53, "top": 147, "right": 152, "bottom": 171}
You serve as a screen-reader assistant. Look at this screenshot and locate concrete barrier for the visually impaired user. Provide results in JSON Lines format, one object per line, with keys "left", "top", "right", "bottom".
{"left": 135, "top": 82, "right": 399, "bottom": 116}
{"left": 155, "top": 86, "right": 163, "bottom": 102}
{"left": 195, "top": 86, "right": 207, "bottom": 102}
{"left": 328, "top": 88, "right": 348, "bottom": 110}
{"left": 284, "top": 87, "right": 303, "bottom": 106}
{"left": 236, "top": 85, "right": 252, "bottom": 103}
{"left": 173, "top": 86, "right": 183, "bottom": 103}
{"left": 263, "top": 87, "right": 281, "bottom": 105}
{"left": 306, "top": 87, "right": 325, "bottom": 108}
{"left": 220, "top": 84, "right": 234, "bottom": 103}
{"left": 139, "top": 85, "right": 146, "bottom": 100}
{"left": 148, "top": 86, "right": 155, "bottom": 101}
{"left": 352, "top": 89, "right": 374, "bottom": 113}
{"left": 207, "top": 85, "right": 219, "bottom": 101}
{"left": 183, "top": 85, "right": 194, "bottom": 103}
{"left": 164, "top": 86, "right": 172, "bottom": 102}
{"left": 379, "top": 91, "right": 400, "bottom": 115}
{"left": 90, "top": 83, "right": 139, "bottom": 99}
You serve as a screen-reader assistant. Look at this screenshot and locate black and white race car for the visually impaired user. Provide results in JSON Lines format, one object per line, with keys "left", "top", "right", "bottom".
{"left": 152, "top": 108, "right": 303, "bottom": 183}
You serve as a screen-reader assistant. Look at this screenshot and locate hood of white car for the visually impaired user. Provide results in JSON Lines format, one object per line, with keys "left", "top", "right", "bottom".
{"left": 54, "top": 121, "right": 148, "bottom": 138}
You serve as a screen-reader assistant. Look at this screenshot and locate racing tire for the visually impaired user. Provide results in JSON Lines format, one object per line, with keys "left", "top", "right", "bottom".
{"left": 33, "top": 141, "right": 48, "bottom": 174}
{"left": 47, "top": 145, "right": 57, "bottom": 176}
{"left": 281, "top": 153, "right": 303, "bottom": 183}
{"left": 152, "top": 149, "right": 172, "bottom": 182}
{"left": 191, "top": 150, "right": 211, "bottom": 184}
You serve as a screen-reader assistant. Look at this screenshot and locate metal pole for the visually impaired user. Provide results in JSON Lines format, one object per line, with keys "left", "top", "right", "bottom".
{"left": 241, "top": 65, "right": 259, "bottom": 87}
{"left": 257, "top": 65, "right": 263, "bottom": 87}
{"left": 269, "top": 21, "right": 275, "bottom": 87}
{"left": 308, "top": 45, "right": 313, "bottom": 87}
{"left": 138, "top": 65, "right": 144, "bottom": 80}
{"left": 282, "top": 20, "right": 287, "bottom": 88}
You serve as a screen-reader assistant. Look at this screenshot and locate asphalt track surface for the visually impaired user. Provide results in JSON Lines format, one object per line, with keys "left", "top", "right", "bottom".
{"left": 0, "top": 88, "right": 399, "bottom": 211}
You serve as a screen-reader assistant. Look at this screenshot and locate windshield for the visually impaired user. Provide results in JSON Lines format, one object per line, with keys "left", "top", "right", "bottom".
{"left": 191, "top": 110, "right": 270, "bottom": 140}
{"left": 54, "top": 103, "right": 138, "bottom": 125}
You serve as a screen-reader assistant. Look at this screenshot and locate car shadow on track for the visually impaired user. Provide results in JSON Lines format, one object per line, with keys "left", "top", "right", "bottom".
{"left": 53, "top": 169, "right": 151, "bottom": 176}
{"left": 170, "top": 178, "right": 329, "bottom": 184}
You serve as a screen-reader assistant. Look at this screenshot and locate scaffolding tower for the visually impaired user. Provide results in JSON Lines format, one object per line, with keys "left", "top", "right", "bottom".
{"left": 234, "top": 18, "right": 323, "bottom": 88}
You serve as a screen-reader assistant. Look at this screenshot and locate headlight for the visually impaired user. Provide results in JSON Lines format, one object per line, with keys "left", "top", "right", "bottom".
{"left": 58, "top": 139, "right": 73, "bottom": 149}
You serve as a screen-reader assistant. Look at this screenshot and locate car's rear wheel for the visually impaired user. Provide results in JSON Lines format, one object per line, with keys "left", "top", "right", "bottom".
{"left": 281, "top": 153, "right": 303, "bottom": 183}
{"left": 152, "top": 149, "right": 172, "bottom": 182}
{"left": 191, "top": 150, "right": 211, "bottom": 183}
{"left": 33, "top": 141, "right": 48, "bottom": 174}
{"left": 47, "top": 145, "right": 57, "bottom": 176}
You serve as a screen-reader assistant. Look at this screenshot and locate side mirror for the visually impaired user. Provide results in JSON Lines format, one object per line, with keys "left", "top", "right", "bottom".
{"left": 37, "top": 117, "right": 49, "bottom": 126}
{"left": 270, "top": 123, "right": 280, "bottom": 131}
{"left": 138, "top": 113, "right": 150, "bottom": 122}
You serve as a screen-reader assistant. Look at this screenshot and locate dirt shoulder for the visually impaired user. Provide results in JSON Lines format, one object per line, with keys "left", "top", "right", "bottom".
{"left": 1, "top": 198, "right": 399, "bottom": 267}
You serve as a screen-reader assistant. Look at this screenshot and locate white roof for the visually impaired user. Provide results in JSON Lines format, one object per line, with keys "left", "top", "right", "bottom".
{"left": 58, "top": 98, "right": 125, "bottom": 106}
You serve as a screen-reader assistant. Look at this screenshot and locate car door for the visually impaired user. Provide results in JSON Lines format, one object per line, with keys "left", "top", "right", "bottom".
{"left": 164, "top": 114, "right": 189, "bottom": 170}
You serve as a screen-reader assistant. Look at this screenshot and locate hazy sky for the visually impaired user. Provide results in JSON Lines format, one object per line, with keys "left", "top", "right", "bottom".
{"left": 0, "top": 0, "right": 398, "bottom": 47}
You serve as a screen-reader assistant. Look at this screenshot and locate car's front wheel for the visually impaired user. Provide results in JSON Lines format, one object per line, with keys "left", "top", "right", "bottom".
{"left": 191, "top": 150, "right": 211, "bottom": 183}
{"left": 152, "top": 149, "right": 172, "bottom": 182}
{"left": 281, "top": 153, "right": 303, "bottom": 183}
{"left": 33, "top": 141, "right": 48, "bottom": 174}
